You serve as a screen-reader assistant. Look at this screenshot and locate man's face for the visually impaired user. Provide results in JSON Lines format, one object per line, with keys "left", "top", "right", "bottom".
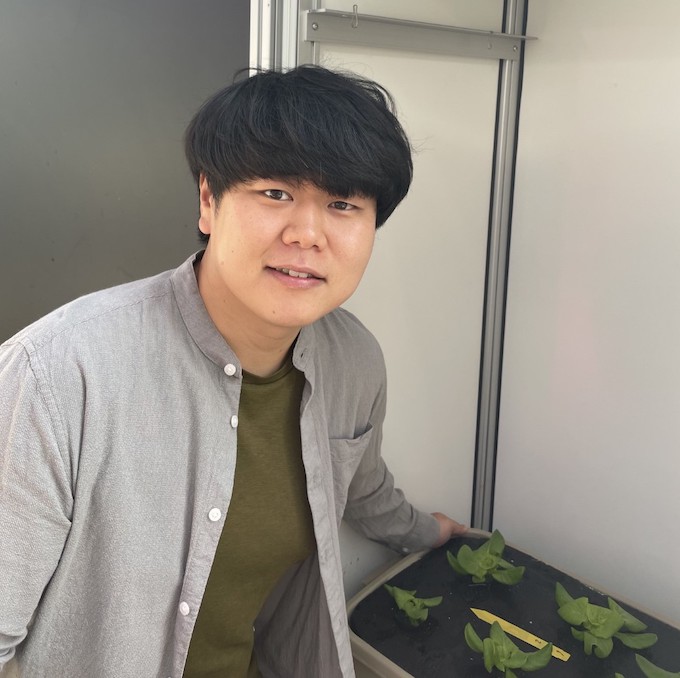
{"left": 196, "top": 177, "right": 377, "bottom": 340}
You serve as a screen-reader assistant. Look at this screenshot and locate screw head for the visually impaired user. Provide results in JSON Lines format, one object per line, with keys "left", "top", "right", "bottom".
{"left": 312, "top": 22, "right": 319, "bottom": 30}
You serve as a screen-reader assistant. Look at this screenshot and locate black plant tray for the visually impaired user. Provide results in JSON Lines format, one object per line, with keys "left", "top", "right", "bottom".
{"left": 348, "top": 532, "right": 680, "bottom": 678}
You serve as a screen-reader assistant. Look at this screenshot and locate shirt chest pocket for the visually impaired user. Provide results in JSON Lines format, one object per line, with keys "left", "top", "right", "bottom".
{"left": 328, "top": 425, "right": 373, "bottom": 522}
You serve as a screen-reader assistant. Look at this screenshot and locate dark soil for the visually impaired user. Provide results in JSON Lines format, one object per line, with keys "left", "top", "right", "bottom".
{"left": 349, "top": 535, "right": 680, "bottom": 677}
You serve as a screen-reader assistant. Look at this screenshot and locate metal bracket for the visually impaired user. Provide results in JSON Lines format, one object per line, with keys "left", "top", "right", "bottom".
{"left": 303, "top": 8, "right": 533, "bottom": 62}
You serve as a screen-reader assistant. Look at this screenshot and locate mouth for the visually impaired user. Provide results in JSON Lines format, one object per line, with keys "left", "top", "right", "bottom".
{"left": 272, "top": 266, "right": 323, "bottom": 280}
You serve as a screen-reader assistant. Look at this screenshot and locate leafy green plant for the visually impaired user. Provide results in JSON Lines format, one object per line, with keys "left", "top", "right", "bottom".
{"left": 555, "top": 583, "right": 658, "bottom": 658}
{"left": 635, "top": 654, "right": 680, "bottom": 678}
{"left": 464, "top": 621, "right": 553, "bottom": 677}
{"left": 383, "top": 584, "right": 442, "bottom": 627}
{"left": 447, "top": 530, "right": 525, "bottom": 585}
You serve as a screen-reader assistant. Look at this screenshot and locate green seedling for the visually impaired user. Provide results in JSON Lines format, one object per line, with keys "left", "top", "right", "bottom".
{"left": 635, "top": 654, "right": 680, "bottom": 678}
{"left": 464, "top": 621, "right": 553, "bottom": 677}
{"left": 447, "top": 530, "right": 525, "bottom": 585}
{"left": 383, "top": 584, "right": 442, "bottom": 627}
{"left": 555, "top": 583, "right": 658, "bottom": 658}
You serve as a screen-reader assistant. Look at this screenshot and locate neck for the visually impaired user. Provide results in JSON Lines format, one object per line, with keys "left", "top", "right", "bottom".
{"left": 231, "top": 335, "right": 297, "bottom": 378}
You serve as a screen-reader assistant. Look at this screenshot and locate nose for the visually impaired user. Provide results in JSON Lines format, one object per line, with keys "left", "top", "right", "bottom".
{"left": 281, "top": 202, "right": 327, "bottom": 249}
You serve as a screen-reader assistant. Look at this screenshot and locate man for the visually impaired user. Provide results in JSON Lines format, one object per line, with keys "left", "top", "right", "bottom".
{"left": 0, "top": 65, "right": 465, "bottom": 677}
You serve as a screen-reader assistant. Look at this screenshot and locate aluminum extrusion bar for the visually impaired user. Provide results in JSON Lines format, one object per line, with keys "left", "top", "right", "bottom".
{"left": 472, "top": 0, "right": 528, "bottom": 531}
{"left": 303, "top": 9, "right": 530, "bottom": 61}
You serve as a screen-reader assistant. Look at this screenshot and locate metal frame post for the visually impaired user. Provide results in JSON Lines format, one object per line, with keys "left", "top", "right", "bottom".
{"left": 471, "top": 0, "right": 528, "bottom": 530}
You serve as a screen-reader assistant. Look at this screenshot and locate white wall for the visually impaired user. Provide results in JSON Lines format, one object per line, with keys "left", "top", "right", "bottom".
{"left": 495, "top": 0, "right": 680, "bottom": 625}
{"left": 308, "top": 0, "right": 506, "bottom": 596}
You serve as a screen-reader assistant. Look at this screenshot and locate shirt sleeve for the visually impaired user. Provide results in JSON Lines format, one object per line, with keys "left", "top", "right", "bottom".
{"left": 341, "top": 370, "right": 440, "bottom": 553}
{"left": 0, "top": 341, "right": 73, "bottom": 666}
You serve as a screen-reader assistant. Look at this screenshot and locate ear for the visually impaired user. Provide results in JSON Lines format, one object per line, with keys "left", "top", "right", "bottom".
{"left": 198, "top": 175, "right": 215, "bottom": 236}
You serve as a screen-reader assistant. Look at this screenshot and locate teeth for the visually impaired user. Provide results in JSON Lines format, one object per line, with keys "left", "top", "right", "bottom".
{"left": 277, "top": 267, "right": 312, "bottom": 279}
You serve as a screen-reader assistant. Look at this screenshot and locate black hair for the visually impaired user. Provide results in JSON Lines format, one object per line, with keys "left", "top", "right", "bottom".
{"left": 184, "top": 65, "right": 413, "bottom": 241}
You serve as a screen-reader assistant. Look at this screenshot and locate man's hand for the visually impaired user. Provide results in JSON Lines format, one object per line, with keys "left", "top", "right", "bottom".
{"left": 431, "top": 512, "right": 468, "bottom": 547}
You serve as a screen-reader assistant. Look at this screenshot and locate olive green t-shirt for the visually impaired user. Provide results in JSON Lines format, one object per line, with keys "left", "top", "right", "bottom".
{"left": 183, "top": 356, "right": 316, "bottom": 677}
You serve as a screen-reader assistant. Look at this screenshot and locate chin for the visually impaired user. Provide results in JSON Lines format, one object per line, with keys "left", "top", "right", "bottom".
{"left": 268, "top": 308, "right": 331, "bottom": 329}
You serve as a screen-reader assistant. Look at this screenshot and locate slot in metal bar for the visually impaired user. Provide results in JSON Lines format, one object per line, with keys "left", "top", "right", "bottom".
{"left": 303, "top": 8, "right": 532, "bottom": 61}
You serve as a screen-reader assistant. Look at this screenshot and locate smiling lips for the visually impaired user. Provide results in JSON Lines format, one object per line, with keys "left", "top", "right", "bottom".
{"left": 273, "top": 266, "right": 323, "bottom": 280}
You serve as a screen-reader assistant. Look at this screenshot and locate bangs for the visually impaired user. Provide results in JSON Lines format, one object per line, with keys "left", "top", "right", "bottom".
{"left": 185, "top": 66, "right": 413, "bottom": 228}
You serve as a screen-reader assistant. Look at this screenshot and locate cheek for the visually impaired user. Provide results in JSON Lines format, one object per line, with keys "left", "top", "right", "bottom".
{"left": 336, "top": 233, "right": 375, "bottom": 293}
{"left": 354, "top": 251, "right": 373, "bottom": 281}
{"left": 216, "top": 225, "right": 254, "bottom": 261}
{"left": 352, "top": 232, "right": 375, "bottom": 275}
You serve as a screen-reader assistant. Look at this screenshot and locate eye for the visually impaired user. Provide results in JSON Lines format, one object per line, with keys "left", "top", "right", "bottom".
{"left": 329, "top": 200, "right": 355, "bottom": 211}
{"left": 263, "top": 189, "right": 292, "bottom": 201}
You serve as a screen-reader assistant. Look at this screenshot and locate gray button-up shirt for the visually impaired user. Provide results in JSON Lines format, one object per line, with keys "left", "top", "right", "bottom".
{"left": 0, "top": 253, "right": 439, "bottom": 677}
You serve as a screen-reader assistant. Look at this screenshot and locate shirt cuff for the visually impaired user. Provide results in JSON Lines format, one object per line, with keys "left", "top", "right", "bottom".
{"left": 397, "top": 510, "right": 440, "bottom": 554}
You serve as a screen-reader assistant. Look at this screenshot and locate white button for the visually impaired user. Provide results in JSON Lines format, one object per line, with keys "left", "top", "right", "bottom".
{"left": 208, "top": 508, "right": 222, "bottom": 522}
{"left": 179, "top": 601, "right": 190, "bottom": 616}
{"left": 230, "top": 415, "right": 239, "bottom": 428}
{"left": 224, "top": 363, "right": 236, "bottom": 376}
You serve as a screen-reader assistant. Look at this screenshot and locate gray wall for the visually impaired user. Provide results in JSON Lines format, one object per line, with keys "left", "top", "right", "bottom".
{"left": 0, "top": 0, "right": 250, "bottom": 341}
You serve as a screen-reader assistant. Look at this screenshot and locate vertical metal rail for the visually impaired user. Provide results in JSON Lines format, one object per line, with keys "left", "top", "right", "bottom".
{"left": 249, "top": 0, "right": 273, "bottom": 70}
{"left": 297, "top": 0, "right": 318, "bottom": 65}
{"left": 250, "top": 0, "right": 302, "bottom": 70}
{"left": 471, "top": 0, "right": 528, "bottom": 531}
